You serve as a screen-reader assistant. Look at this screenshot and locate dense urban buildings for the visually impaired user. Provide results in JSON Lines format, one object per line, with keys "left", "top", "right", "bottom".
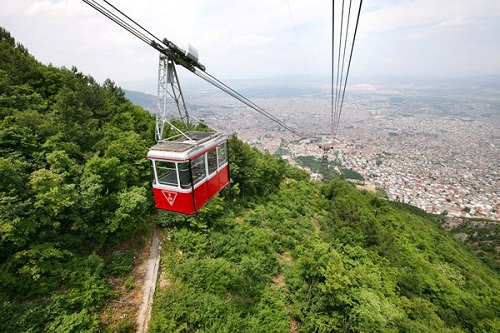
{"left": 181, "top": 77, "right": 500, "bottom": 220}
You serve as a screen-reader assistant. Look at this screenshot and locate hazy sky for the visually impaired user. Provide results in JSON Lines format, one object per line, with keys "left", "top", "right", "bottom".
{"left": 2, "top": 0, "right": 500, "bottom": 91}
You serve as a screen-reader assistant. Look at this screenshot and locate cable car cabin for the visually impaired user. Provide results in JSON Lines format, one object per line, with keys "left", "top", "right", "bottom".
{"left": 147, "top": 131, "right": 230, "bottom": 215}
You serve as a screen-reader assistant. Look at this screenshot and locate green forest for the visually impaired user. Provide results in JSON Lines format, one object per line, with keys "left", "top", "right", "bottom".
{"left": 0, "top": 27, "right": 156, "bottom": 331}
{"left": 1, "top": 27, "right": 499, "bottom": 332}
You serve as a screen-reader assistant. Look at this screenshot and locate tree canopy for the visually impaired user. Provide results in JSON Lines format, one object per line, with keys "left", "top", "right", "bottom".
{"left": 151, "top": 146, "right": 499, "bottom": 332}
{"left": 0, "top": 27, "right": 156, "bottom": 331}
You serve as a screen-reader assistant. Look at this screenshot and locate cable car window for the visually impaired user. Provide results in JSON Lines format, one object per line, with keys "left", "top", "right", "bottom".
{"left": 191, "top": 155, "right": 206, "bottom": 185}
{"left": 156, "top": 160, "right": 178, "bottom": 187}
{"left": 178, "top": 162, "right": 191, "bottom": 189}
{"left": 217, "top": 141, "right": 228, "bottom": 167}
{"left": 207, "top": 148, "right": 218, "bottom": 175}
{"left": 150, "top": 160, "right": 157, "bottom": 185}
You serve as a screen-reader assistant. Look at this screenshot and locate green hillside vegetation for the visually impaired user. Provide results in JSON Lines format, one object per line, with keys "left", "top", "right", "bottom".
{"left": 295, "top": 154, "right": 364, "bottom": 183}
{"left": 440, "top": 217, "right": 500, "bottom": 271}
{"left": 149, "top": 150, "right": 499, "bottom": 332}
{"left": 1, "top": 27, "right": 499, "bottom": 332}
{"left": 0, "top": 27, "right": 157, "bottom": 331}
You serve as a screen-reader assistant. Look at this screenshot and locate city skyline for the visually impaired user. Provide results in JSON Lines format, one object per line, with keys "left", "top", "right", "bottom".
{"left": 173, "top": 79, "right": 500, "bottom": 220}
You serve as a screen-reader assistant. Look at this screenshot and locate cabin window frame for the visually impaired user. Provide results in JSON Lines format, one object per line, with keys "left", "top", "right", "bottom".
{"left": 217, "top": 141, "right": 228, "bottom": 168}
{"left": 150, "top": 160, "right": 157, "bottom": 185}
{"left": 178, "top": 161, "right": 191, "bottom": 189}
{"left": 207, "top": 147, "right": 218, "bottom": 176}
{"left": 191, "top": 154, "right": 206, "bottom": 186}
{"left": 155, "top": 160, "right": 180, "bottom": 187}
{"left": 150, "top": 138, "right": 229, "bottom": 191}
{"left": 151, "top": 159, "right": 194, "bottom": 190}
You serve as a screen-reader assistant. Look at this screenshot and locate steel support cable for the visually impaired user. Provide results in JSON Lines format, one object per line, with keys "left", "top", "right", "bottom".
{"left": 194, "top": 70, "right": 305, "bottom": 138}
{"left": 101, "top": 0, "right": 163, "bottom": 45}
{"left": 335, "top": 0, "right": 363, "bottom": 136}
{"left": 83, "top": 0, "right": 169, "bottom": 52}
{"left": 193, "top": 71, "right": 282, "bottom": 128}
{"left": 331, "top": 0, "right": 335, "bottom": 136}
{"left": 83, "top": 0, "right": 305, "bottom": 138}
{"left": 333, "top": 0, "right": 346, "bottom": 137}
{"left": 286, "top": 0, "right": 314, "bottom": 95}
{"left": 83, "top": 0, "right": 154, "bottom": 46}
{"left": 334, "top": 0, "right": 353, "bottom": 137}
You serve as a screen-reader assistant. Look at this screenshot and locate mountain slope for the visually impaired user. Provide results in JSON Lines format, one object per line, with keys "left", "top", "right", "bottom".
{"left": 0, "top": 27, "right": 156, "bottom": 331}
{"left": 124, "top": 89, "right": 156, "bottom": 111}
{"left": 149, "top": 141, "right": 499, "bottom": 332}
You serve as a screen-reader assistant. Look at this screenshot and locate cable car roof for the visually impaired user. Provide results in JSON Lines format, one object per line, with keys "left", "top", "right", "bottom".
{"left": 147, "top": 131, "right": 227, "bottom": 161}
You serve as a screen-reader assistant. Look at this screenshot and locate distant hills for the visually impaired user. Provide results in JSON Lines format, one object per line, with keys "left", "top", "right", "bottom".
{"left": 123, "top": 89, "right": 156, "bottom": 112}
{"left": 124, "top": 74, "right": 500, "bottom": 112}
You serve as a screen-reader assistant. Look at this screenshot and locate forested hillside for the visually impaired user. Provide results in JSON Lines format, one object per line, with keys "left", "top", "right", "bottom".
{"left": 151, "top": 162, "right": 500, "bottom": 332}
{"left": 0, "top": 27, "right": 156, "bottom": 331}
{"left": 1, "top": 27, "right": 499, "bottom": 332}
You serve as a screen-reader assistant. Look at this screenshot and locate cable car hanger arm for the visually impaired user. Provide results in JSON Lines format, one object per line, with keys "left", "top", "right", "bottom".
{"left": 82, "top": 0, "right": 304, "bottom": 138}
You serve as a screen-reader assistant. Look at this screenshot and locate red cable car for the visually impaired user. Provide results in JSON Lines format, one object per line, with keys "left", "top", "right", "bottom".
{"left": 82, "top": 1, "right": 303, "bottom": 215}
{"left": 147, "top": 131, "right": 230, "bottom": 215}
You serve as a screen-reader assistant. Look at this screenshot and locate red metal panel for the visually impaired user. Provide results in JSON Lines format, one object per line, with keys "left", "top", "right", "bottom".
{"left": 193, "top": 165, "right": 230, "bottom": 211}
{"left": 206, "top": 173, "right": 219, "bottom": 199}
{"left": 152, "top": 187, "right": 196, "bottom": 215}
{"left": 193, "top": 181, "right": 209, "bottom": 210}
{"left": 218, "top": 165, "right": 230, "bottom": 188}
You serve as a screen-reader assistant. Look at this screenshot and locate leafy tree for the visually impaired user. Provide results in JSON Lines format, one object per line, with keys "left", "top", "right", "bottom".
{"left": 228, "top": 136, "right": 286, "bottom": 200}
{"left": 0, "top": 27, "right": 155, "bottom": 331}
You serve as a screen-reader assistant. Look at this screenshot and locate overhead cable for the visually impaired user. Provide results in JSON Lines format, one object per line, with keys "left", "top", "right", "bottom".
{"left": 194, "top": 70, "right": 305, "bottom": 138}
{"left": 336, "top": 0, "right": 363, "bottom": 135}
{"left": 82, "top": 0, "right": 305, "bottom": 138}
{"left": 287, "top": 0, "right": 314, "bottom": 95}
{"left": 335, "top": 0, "right": 353, "bottom": 135}
{"left": 334, "top": 0, "right": 346, "bottom": 134}
{"left": 83, "top": 0, "right": 155, "bottom": 46}
{"left": 331, "top": 0, "right": 363, "bottom": 138}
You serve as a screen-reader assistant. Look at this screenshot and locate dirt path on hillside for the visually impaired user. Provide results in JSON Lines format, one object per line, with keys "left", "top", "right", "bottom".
{"left": 136, "top": 227, "right": 162, "bottom": 333}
